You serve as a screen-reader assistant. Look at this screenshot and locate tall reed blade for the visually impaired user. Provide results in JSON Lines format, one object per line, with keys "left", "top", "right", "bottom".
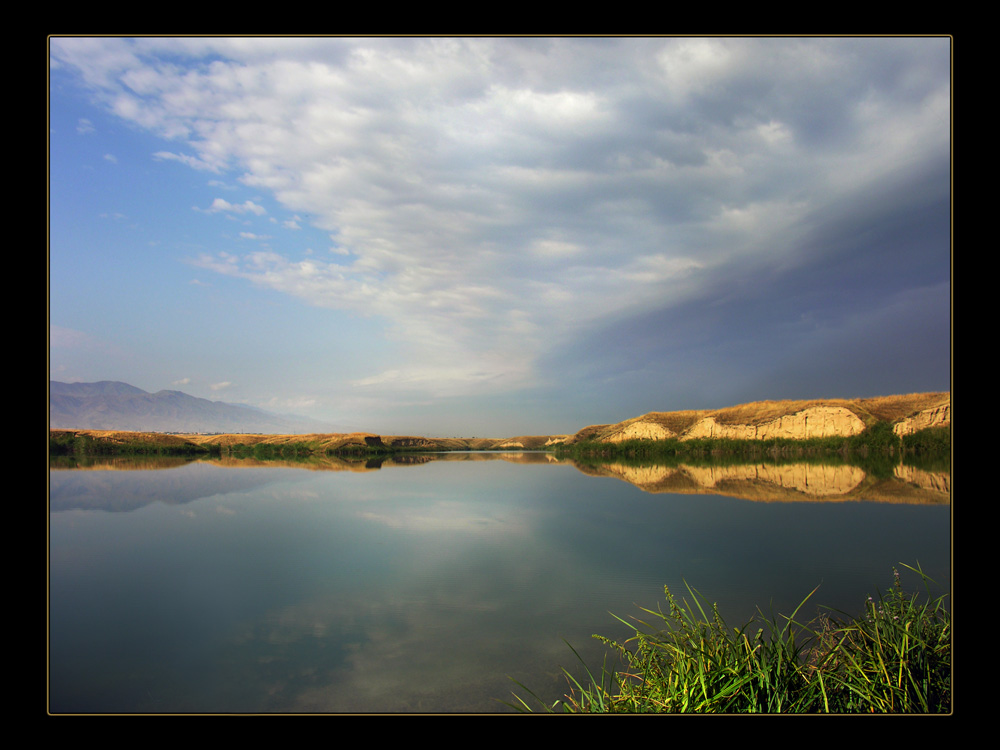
{"left": 508, "top": 564, "right": 950, "bottom": 713}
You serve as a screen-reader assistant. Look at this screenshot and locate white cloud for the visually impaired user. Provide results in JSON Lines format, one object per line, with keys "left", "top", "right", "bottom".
{"left": 53, "top": 37, "right": 951, "bottom": 402}
{"left": 529, "top": 239, "right": 582, "bottom": 258}
{"left": 198, "top": 198, "right": 267, "bottom": 215}
{"left": 154, "top": 150, "right": 223, "bottom": 172}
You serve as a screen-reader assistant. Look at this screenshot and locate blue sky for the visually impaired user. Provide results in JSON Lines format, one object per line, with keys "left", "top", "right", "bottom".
{"left": 48, "top": 37, "right": 951, "bottom": 437}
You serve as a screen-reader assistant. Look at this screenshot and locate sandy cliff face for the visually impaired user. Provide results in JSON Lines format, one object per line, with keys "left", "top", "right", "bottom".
{"left": 494, "top": 440, "right": 525, "bottom": 449}
{"left": 575, "top": 393, "right": 950, "bottom": 446}
{"left": 604, "top": 422, "right": 676, "bottom": 443}
{"left": 681, "top": 406, "right": 866, "bottom": 441}
{"left": 893, "top": 400, "right": 951, "bottom": 436}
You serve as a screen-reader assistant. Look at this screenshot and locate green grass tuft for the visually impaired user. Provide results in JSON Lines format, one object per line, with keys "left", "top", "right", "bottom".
{"left": 508, "top": 563, "right": 950, "bottom": 713}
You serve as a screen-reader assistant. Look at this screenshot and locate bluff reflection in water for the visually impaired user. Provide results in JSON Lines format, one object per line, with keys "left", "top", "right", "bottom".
{"left": 571, "top": 458, "right": 949, "bottom": 504}
{"left": 50, "top": 450, "right": 949, "bottom": 508}
{"left": 49, "top": 450, "right": 950, "bottom": 713}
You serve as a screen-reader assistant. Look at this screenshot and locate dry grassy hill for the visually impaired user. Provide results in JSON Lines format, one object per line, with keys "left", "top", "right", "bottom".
{"left": 566, "top": 392, "right": 949, "bottom": 445}
{"left": 51, "top": 392, "right": 949, "bottom": 456}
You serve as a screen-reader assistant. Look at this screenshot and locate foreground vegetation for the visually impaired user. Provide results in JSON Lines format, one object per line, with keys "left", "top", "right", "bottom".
{"left": 509, "top": 563, "right": 950, "bottom": 714}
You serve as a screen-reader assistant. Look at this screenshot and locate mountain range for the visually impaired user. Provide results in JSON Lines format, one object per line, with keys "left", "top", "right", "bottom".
{"left": 50, "top": 381, "right": 952, "bottom": 445}
{"left": 49, "top": 381, "right": 337, "bottom": 434}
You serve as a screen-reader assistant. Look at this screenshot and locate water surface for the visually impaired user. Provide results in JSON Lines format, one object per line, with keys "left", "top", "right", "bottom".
{"left": 48, "top": 453, "right": 950, "bottom": 713}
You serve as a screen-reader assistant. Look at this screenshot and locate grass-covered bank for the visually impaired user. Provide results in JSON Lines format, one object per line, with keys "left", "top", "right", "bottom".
{"left": 555, "top": 425, "right": 950, "bottom": 463}
{"left": 509, "top": 563, "right": 950, "bottom": 714}
{"left": 48, "top": 430, "right": 222, "bottom": 457}
{"left": 47, "top": 430, "right": 443, "bottom": 459}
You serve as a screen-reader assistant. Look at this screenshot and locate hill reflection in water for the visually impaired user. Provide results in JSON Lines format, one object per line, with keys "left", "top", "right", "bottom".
{"left": 48, "top": 448, "right": 950, "bottom": 713}
{"left": 50, "top": 450, "right": 949, "bottom": 511}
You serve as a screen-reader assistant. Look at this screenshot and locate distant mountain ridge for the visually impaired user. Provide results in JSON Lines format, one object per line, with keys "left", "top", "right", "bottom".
{"left": 49, "top": 381, "right": 335, "bottom": 434}
{"left": 49, "top": 382, "right": 951, "bottom": 444}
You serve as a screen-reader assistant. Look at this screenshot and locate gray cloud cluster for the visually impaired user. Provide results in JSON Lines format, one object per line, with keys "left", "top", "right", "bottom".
{"left": 50, "top": 37, "right": 950, "bottom": 431}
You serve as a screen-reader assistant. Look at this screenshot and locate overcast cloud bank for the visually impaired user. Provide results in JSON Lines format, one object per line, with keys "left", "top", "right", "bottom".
{"left": 49, "top": 37, "right": 951, "bottom": 435}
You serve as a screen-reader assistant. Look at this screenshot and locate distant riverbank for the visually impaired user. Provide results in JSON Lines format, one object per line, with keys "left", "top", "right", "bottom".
{"left": 49, "top": 391, "right": 950, "bottom": 460}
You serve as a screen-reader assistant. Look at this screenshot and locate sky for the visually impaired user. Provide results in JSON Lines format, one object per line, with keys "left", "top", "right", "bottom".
{"left": 48, "top": 36, "right": 952, "bottom": 437}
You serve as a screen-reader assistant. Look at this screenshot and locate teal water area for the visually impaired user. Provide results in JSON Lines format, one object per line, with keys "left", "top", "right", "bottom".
{"left": 48, "top": 455, "right": 950, "bottom": 713}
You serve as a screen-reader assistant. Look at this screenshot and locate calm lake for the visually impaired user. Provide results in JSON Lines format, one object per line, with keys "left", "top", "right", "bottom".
{"left": 48, "top": 452, "right": 950, "bottom": 714}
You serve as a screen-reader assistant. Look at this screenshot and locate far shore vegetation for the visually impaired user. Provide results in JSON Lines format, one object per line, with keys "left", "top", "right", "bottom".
{"left": 558, "top": 424, "right": 950, "bottom": 465}
{"left": 49, "top": 424, "right": 950, "bottom": 466}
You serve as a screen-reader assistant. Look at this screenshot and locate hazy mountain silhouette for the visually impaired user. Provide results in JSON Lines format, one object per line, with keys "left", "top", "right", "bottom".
{"left": 49, "top": 381, "right": 338, "bottom": 434}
